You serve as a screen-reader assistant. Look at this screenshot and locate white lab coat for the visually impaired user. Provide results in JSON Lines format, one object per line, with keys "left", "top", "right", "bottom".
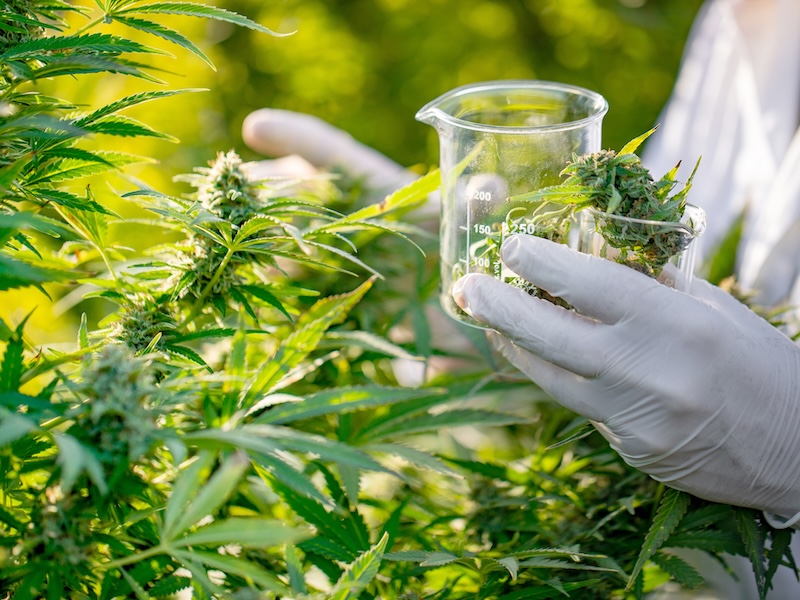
{"left": 641, "top": 1, "right": 800, "bottom": 597}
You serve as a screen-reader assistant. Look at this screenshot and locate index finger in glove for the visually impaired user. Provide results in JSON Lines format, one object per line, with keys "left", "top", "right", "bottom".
{"left": 452, "top": 273, "right": 606, "bottom": 377}
{"left": 487, "top": 331, "right": 607, "bottom": 422}
{"left": 242, "top": 109, "right": 415, "bottom": 191}
{"left": 501, "top": 234, "right": 665, "bottom": 324}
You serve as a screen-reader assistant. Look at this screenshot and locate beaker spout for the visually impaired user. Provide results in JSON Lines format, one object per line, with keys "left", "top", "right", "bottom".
{"left": 415, "top": 105, "right": 443, "bottom": 127}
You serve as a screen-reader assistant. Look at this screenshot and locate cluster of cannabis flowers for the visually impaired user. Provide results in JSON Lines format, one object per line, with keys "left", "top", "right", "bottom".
{"left": 77, "top": 345, "right": 161, "bottom": 465}
{"left": 563, "top": 149, "right": 683, "bottom": 223}
{"left": 0, "top": 2, "right": 44, "bottom": 53}
{"left": 525, "top": 130, "right": 698, "bottom": 278}
{"left": 191, "top": 149, "right": 263, "bottom": 226}
{"left": 171, "top": 150, "right": 265, "bottom": 302}
{"left": 112, "top": 293, "right": 177, "bottom": 352}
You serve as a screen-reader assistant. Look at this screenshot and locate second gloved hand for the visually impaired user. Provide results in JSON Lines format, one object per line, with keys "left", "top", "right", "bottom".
{"left": 453, "top": 234, "right": 800, "bottom": 526}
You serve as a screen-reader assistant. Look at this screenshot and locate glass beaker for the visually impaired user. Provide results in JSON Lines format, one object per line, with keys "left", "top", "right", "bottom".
{"left": 577, "top": 204, "right": 707, "bottom": 291}
{"left": 416, "top": 80, "right": 608, "bottom": 328}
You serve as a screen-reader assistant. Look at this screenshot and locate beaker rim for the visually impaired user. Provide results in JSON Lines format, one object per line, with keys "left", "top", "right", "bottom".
{"left": 583, "top": 203, "right": 707, "bottom": 238}
{"left": 416, "top": 79, "right": 609, "bottom": 134}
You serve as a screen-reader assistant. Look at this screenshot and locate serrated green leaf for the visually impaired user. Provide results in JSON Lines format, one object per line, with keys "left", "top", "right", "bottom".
{"left": 110, "top": 15, "right": 214, "bottom": 68}
{"left": 165, "top": 451, "right": 249, "bottom": 540}
{"left": 383, "top": 550, "right": 433, "bottom": 562}
{"left": 734, "top": 508, "right": 768, "bottom": 598}
{"left": 174, "top": 518, "right": 309, "bottom": 548}
{"left": 80, "top": 114, "right": 178, "bottom": 141}
{"left": 364, "top": 408, "right": 529, "bottom": 441}
{"left": 146, "top": 575, "right": 192, "bottom": 597}
{"left": 256, "top": 385, "right": 437, "bottom": 425}
{"left": 363, "top": 442, "right": 459, "bottom": 476}
{"left": 765, "top": 527, "right": 793, "bottom": 594}
{"left": 303, "top": 239, "right": 383, "bottom": 279}
{"left": 243, "top": 279, "right": 373, "bottom": 403}
{"left": 0, "top": 32, "right": 163, "bottom": 60}
{"left": 420, "top": 551, "right": 460, "bottom": 567}
{"left": 164, "top": 344, "right": 209, "bottom": 369}
{"left": 78, "top": 313, "right": 89, "bottom": 349}
{"left": 31, "top": 188, "right": 115, "bottom": 214}
{"left": 651, "top": 551, "right": 704, "bottom": 589}
{"left": 26, "top": 152, "right": 151, "bottom": 185}
{"left": 269, "top": 476, "right": 359, "bottom": 557}
{"left": 162, "top": 451, "right": 215, "bottom": 536}
{"left": 187, "top": 425, "right": 391, "bottom": 475}
{"left": 27, "top": 55, "right": 157, "bottom": 83}
{"left": 618, "top": 126, "right": 658, "bottom": 156}
{"left": 253, "top": 459, "right": 335, "bottom": 510}
{"left": 329, "top": 532, "right": 389, "bottom": 600}
{"left": 0, "top": 320, "right": 26, "bottom": 392}
{"left": 628, "top": 488, "right": 690, "bottom": 589}
{"left": 75, "top": 88, "right": 204, "bottom": 125}
{"left": 171, "top": 548, "right": 291, "bottom": 594}
{"left": 116, "top": 2, "right": 291, "bottom": 37}
{"left": 285, "top": 544, "right": 307, "bottom": 594}
{"left": 347, "top": 170, "right": 440, "bottom": 221}
{"left": 0, "top": 254, "right": 71, "bottom": 291}
{"left": 496, "top": 557, "right": 519, "bottom": 581}
{"left": 238, "top": 284, "right": 292, "bottom": 321}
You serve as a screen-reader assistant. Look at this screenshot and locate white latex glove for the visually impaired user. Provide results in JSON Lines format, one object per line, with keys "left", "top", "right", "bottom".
{"left": 452, "top": 234, "right": 800, "bottom": 526}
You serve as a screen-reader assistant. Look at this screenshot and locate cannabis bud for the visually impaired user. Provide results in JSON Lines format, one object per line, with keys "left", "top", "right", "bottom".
{"left": 112, "top": 293, "right": 177, "bottom": 352}
{"left": 0, "top": 2, "right": 45, "bottom": 53}
{"left": 77, "top": 345, "right": 161, "bottom": 464}
{"left": 526, "top": 127, "right": 700, "bottom": 277}
{"left": 170, "top": 150, "right": 261, "bottom": 302}
{"left": 191, "top": 149, "right": 263, "bottom": 225}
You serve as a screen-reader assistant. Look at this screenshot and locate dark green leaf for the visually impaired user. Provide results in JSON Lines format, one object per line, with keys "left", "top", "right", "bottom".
{"left": 651, "top": 551, "right": 704, "bottom": 589}
{"left": 734, "top": 508, "right": 768, "bottom": 598}
{"left": 628, "top": 488, "right": 690, "bottom": 588}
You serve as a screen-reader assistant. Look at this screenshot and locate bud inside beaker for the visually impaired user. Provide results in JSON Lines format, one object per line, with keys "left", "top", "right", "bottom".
{"left": 417, "top": 80, "right": 608, "bottom": 328}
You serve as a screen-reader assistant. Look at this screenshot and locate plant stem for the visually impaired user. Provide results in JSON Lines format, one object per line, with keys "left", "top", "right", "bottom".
{"left": 180, "top": 247, "right": 235, "bottom": 327}
{"left": 104, "top": 544, "right": 168, "bottom": 569}
{"left": 74, "top": 16, "right": 104, "bottom": 36}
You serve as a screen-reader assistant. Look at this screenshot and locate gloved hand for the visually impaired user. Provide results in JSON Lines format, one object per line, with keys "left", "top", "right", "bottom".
{"left": 242, "top": 108, "right": 417, "bottom": 193}
{"left": 453, "top": 234, "right": 800, "bottom": 526}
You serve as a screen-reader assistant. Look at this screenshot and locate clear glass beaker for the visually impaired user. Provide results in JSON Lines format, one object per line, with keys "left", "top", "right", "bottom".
{"left": 577, "top": 204, "right": 707, "bottom": 291}
{"left": 416, "top": 80, "right": 608, "bottom": 328}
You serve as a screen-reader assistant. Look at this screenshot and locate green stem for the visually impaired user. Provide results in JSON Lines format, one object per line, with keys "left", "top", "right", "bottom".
{"left": 179, "top": 247, "right": 235, "bottom": 328}
{"left": 104, "top": 544, "right": 168, "bottom": 570}
{"left": 74, "top": 16, "right": 104, "bottom": 36}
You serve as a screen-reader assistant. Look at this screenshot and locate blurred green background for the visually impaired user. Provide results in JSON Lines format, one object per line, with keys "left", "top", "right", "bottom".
{"left": 212, "top": 0, "right": 705, "bottom": 166}
{"left": 11, "top": 0, "right": 706, "bottom": 341}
